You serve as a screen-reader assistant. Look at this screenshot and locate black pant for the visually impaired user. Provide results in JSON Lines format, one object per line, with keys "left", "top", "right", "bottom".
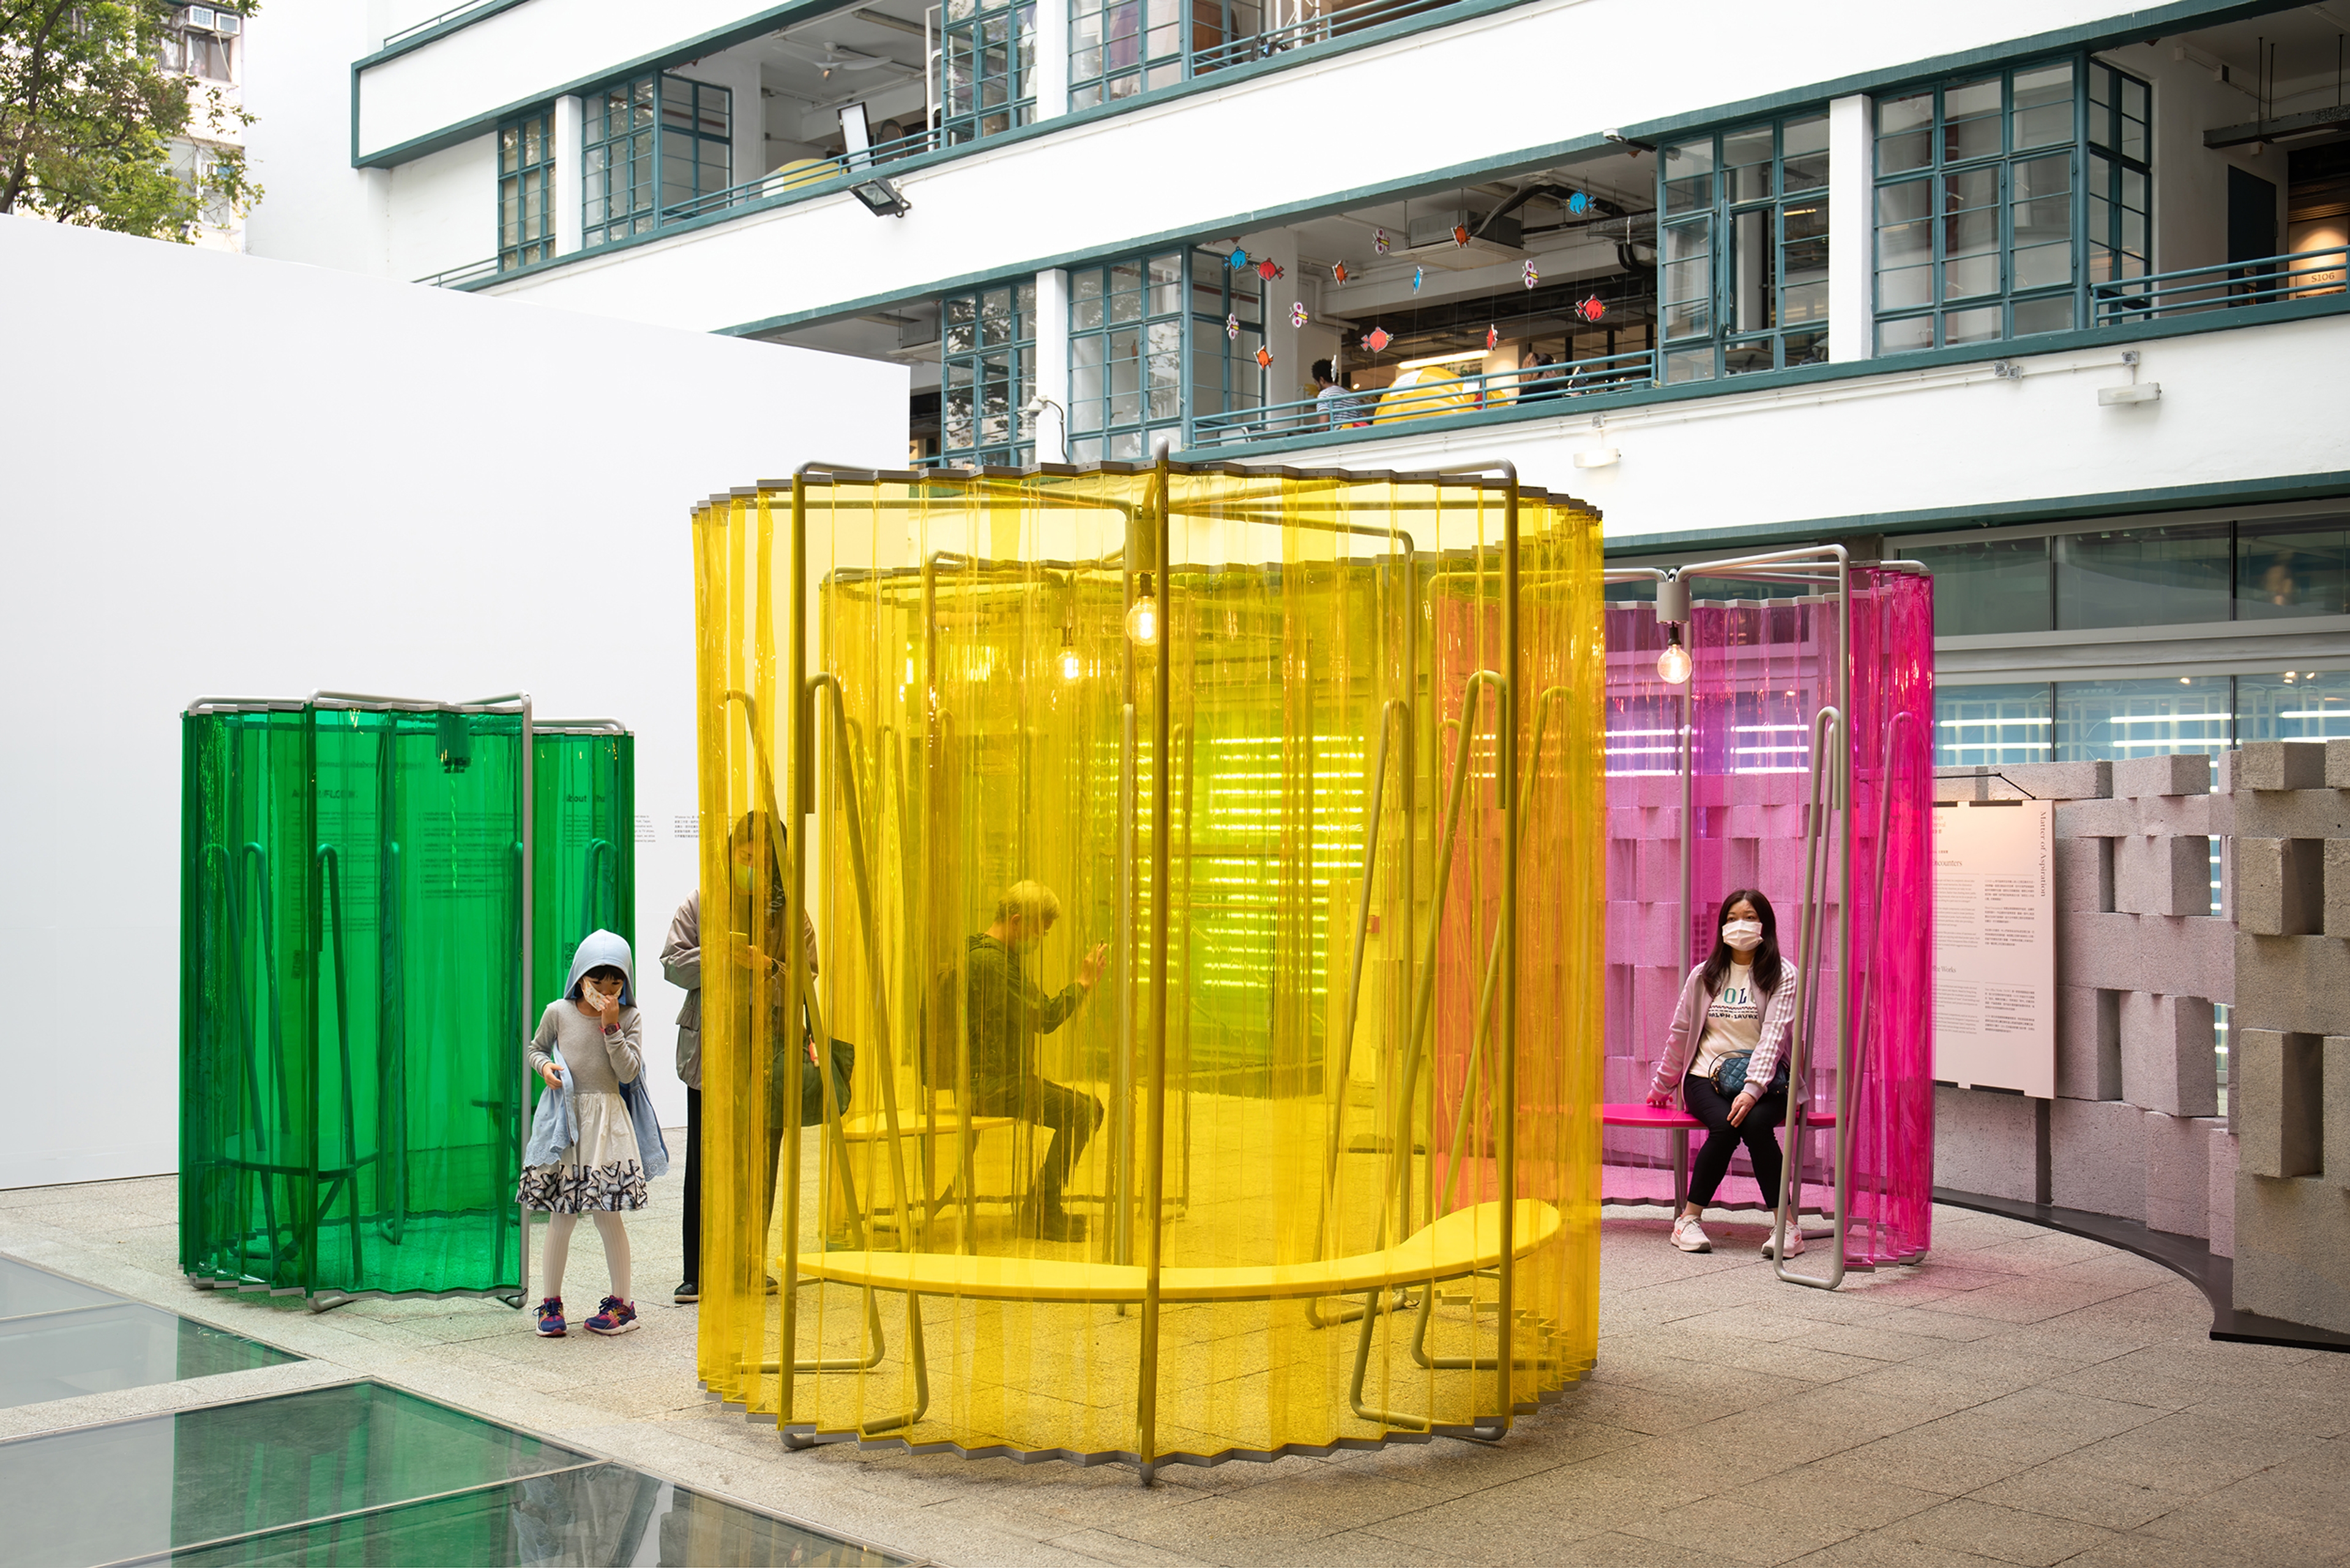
{"left": 1683, "top": 1072, "right": 1788, "bottom": 1210}
{"left": 972, "top": 1076, "right": 1103, "bottom": 1211}
{"left": 681, "top": 1085, "right": 785, "bottom": 1286}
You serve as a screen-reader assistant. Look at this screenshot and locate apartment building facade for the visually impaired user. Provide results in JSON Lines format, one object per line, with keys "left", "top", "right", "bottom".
{"left": 241, "top": 0, "right": 2350, "bottom": 771}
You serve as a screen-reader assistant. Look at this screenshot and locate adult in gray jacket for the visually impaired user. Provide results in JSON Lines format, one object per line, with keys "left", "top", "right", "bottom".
{"left": 665, "top": 812, "right": 816, "bottom": 1304}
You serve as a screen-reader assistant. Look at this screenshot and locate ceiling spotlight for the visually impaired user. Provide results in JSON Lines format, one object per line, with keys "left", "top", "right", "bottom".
{"left": 851, "top": 176, "right": 910, "bottom": 217}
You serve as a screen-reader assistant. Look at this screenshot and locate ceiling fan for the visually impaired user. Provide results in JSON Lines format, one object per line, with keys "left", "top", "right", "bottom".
{"left": 780, "top": 40, "right": 901, "bottom": 80}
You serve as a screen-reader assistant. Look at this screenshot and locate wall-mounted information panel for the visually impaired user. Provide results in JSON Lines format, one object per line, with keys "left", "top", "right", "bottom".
{"left": 1931, "top": 800, "right": 2054, "bottom": 1099}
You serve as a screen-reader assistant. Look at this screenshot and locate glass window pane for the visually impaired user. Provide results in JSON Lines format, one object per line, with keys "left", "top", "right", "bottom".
{"left": 2012, "top": 62, "right": 2073, "bottom": 149}
{"left": 2012, "top": 292, "right": 2074, "bottom": 334}
{"left": 1723, "top": 124, "right": 1774, "bottom": 203}
{"left": 1908, "top": 536, "right": 2052, "bottom": 636}
{"left": 2238, "top": 517, "right": 2350, "bottom": 619}
{"left": 1663, "top": 137, "right": 1714, "bottom": 213}
{"left": 2056, "top": 524, "right": 2231, "bottom": 630}
{"left": 1944, "top": 78, "right": 2004, "bottom": 162}
{"left": 1877, "top": 91, "right": 1934, "bottom": 174}
{"left": 1936, "top": 681, "right": 2053, "bottom": 766}
{"left": 2055, "top": 678, "right": 2230, "bottom": 763}
{"left": 1945, "top": 303, "right": 2003, "bottom": 342}
{"left": 1782, "top": 113, "right": 1829, "bottom": 190}
{"left": 2238, "top": 671, "right": 2350, "bottom": 741}
{"left": 1878, "top": 315, "right": 1936, "bottom": 353}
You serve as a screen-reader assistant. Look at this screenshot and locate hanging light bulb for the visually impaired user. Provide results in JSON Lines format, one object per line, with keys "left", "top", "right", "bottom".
{"left": 1060, "top": 624, "right": 1081, "bottom": 681}
{"left": 1125, "top": 571, "right": 1160, "bottom": 647}
{"left": 1657, "top": 623, "right": 1692, "bottom": 685}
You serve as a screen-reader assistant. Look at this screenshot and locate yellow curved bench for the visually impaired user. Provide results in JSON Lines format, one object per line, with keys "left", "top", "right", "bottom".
{"left": 792, "top": 1197, "right": 1559, "bottom": 1303}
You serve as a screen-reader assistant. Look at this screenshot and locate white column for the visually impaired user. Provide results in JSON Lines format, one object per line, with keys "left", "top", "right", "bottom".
{"left": 1826, "top": 92, "right": 1872, "bottom": 364}
{"left": 1032, "top": 0, "right": 1070, "bottom": 120}
{"left": 1244, "top": 227, "right": 1304, "bottom": 419}
{"left": 1032, "top": 267, "right": 1072, "bottom": 461}
{"left": 552, "top": 95, "right": 584, "bottom": 256}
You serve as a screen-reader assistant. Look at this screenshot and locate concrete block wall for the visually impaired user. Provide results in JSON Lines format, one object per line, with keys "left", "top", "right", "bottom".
{"left": 1936, "top": 744, "right": 2350, "bottom": 1337}
{"left": 1934, "top": 756, "right": 2236, "bottom": 1256}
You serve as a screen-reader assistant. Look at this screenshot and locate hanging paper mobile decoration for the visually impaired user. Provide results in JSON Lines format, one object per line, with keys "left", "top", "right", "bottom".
{"left": 1452, "top": 222, "right": 1472, "bottom": 247}
{"left": 1291, "top": 302, "right": 1310, "bottom": 329}
{"left": 1576, "top": 295, "right": 1606, "bottom": 322}
{"left": 1522, "top": 259, "right": 1540, "bottom": 290}
{"left": 1228, "top": 246, "right": 1249, "bottom": 272}
{"left": 1332, "top": 261, "right": 1349, "bottom": 286}
{"left": 1412, "top": 266, "right": 1423, "bottom": 293}
{"left": 1225, "top": 312, "right": 1238, "bottom": 342}
{"left": 1361, "top": 327, "right": 1392, "bottom": 353}
{"left": 1567, "top": 190, "right": 1592, "bottom": 215}
{"left": 1256, "top": 258, "right": 1285, "bottom": 282}
{"left": 1254, "top": 345, "right": 1274, "bottom": 369}
{"left": 1374, "top": 228, "right": 1390, "bottom": 254}
{"left": 1485, "top": 324, "right": 1498, "bottom": 351}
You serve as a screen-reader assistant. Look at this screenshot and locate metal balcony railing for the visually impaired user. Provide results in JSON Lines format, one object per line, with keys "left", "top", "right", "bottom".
{"left": 414, "top": 255, "right": 501, "bottom": 288}
{"left": 1187, "top": 349, "right": 1655, "bottom": 448}
{"left": 659, "top": 127, "right": 942, "bottom": 225}
{"left": 382, "top": 0, "right": 501, "bottom": 48}
{"left": 2091, "top": 244, "right": 2349, "bottom": 325}
{"left": 1190, "top": 0, "right": 1455, "bottom": 73}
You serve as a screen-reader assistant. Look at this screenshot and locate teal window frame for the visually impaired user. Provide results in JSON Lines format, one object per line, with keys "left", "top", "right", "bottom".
{"left": 940, "top": 281, "right": 1038, "bottom": 466}
{"left": 1656, "top": 111, "right": 1832, "bottom": 386}
{"left": 1066, "top": 248, "right": 1263, "bottom": 462}
{"left": 1067, "top": 0, "right": 1207, "bottom": 110}
{"left": 581, "top": 73, "right": 730, "bottom": 249}
{"left": 1872, "top": 56, "right": 2149, "bottom": 354}
{"left": 496, "top": 107, "right": 555, "bottom": 272}
{"left": 939, "top": 0, "right": 1037, "bottom": 146}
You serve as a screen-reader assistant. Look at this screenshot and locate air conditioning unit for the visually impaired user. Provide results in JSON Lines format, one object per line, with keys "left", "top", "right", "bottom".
{"left": 182, "top": 6, "right": 217, "bottom": 29}
{"left": 1403, "top": 209, "right": 1524, "bottom": 271}
{"left": 215, "top": 10, "right": 241, "bottom": 34}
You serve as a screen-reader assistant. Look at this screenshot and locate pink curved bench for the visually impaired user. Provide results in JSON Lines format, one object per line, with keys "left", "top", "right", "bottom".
{"left": 1600, "top": 1102, "right": 1836, "bottom": 1209}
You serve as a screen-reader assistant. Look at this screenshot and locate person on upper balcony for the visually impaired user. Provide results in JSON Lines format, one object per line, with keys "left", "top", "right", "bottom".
{"left": 1645, "top": 889, "right": 1805, "bottom": 1259}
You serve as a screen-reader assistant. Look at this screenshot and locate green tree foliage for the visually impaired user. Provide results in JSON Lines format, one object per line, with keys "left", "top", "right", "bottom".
{"left": 1, "top": 1, "right": 262, "bottom": 239}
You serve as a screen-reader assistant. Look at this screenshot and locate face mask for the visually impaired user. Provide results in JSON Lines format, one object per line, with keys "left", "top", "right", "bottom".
{"left": 1723, "top": 919, "right": 1763, "bottom": 954}
{"left": 732, "top": 862, "right": 756, "bottom": 894}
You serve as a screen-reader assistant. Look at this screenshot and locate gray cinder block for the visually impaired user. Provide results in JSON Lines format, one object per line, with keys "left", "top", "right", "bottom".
{"left": 2059, "top": 910, "right": 2144, "bottom": 992}
{"left": 2053, "top": 837, "right": 2114, "bottom": 913}
{"left": 2056, "top": 985, "right": 2122, "bottom": 1100}
{"left": 2239, "top": 837, "right": 2324, "bottom": 936}
{"left": 2327, "top": 737, "right": 2350, "bottom": 790}
{"left": 2326, "top": 842, "right": 2350, "bottom": 939}
{"left": 2051, "top": 1097, "right": 2148, "bottom": 1222}
{"left": 2054, "top": 797, "right": 2138, "bottom": 840}
{"left": 2114, "top": 835, "right": 2215, "bottom": 917}
{"left": 2232, "top": 934, "right": 2350, "bottom": 1035}
{"left": 2120, "top": 993, "right": 2219, "bottom": 1118}
{"left": 2114, "top": 752, "right": 2212, "bottom": 799}
{"left": 2208, "top": 1122, "right": 2238, "bottom": 1258}
{"left": 1933, "top": 1085, "right": 2043, "bottom": 1203}
{"left": 2144, "top": 1111, "right": 2212, "bottom": 1239}
{"left": 2328, "top": 1036, "right": 2350, "bottom": 1189}
{"left": 2236, "top": 740, "right": 2327, "bottom": 792}
{"left": 2231, "top": 1173, "right": 2350, "bottom": 1334}
{"left": 1997, "top": 760, "right": 2111, "bottom": 801}
{"left": 2235, "top": 1029, "right": 2324, "bottom": 1179}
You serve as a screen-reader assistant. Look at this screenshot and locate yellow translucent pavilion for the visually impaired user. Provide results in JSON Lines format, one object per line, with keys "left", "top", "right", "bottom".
{"left": 690, "top": 460, "right": 1603, "bottom": 1475}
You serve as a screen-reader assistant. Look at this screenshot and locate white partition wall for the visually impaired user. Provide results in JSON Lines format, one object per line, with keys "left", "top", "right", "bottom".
{"left": 0, "top": 217, "right": 908, "bottom": 1187}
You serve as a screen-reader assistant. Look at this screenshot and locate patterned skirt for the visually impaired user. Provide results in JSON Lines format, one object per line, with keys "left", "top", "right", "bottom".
{"left": 517, "top": 1091, "right": 649, "bottom": 1213}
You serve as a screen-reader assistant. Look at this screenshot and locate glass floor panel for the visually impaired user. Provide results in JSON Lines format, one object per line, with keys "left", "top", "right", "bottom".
{"left": 152, "top": 1462, "right": 912, "bottom": 1567}
{"left": 0, "top": 1255, "right": 123, "bottom": 1317}
{"left": 0, "top": 1381, "right": 916, "bottom": 1568}
{"left": 0, "top": 1255, "right": 300, "bottom": 1414}
{"left": 0, "top": 1301, "right": 298, "bottom": 1409}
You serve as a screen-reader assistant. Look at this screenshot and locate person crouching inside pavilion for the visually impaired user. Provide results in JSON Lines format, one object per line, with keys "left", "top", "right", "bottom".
{"left": 965, "top": 881, "right": 1106, "bottom": 1244}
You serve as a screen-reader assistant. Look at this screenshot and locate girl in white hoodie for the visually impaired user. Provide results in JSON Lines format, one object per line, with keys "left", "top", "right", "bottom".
{"left": 520, "top": 930, "right": 668, "bottom": 1337}
{"left": 1645, "top": 889, "right": 1803, "bottom": 1258}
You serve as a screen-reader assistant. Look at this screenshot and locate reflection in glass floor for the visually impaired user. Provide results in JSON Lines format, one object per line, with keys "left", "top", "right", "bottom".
{"left": 0, "top": 1256, "right": 298, "bottom": 1411}
{"left": 0, "top": 1381, "right": 917, "bottom": 1567}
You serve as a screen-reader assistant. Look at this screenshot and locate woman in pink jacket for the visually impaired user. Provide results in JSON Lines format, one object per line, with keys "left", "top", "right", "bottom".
{"left": 1644, "top": 889, "right": 1804, "bottom": 1257}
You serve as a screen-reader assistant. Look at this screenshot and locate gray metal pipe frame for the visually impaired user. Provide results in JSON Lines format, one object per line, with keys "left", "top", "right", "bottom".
{"left": 1643, "top": 545, "right": 1860, "bottom": 1289}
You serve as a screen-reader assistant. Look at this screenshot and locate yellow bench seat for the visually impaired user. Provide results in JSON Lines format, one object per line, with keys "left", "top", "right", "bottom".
{"left": 791, "top": 1198, "right": 1559, "bottom": 1304}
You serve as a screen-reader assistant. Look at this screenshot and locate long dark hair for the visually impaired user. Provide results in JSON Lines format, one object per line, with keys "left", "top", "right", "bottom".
{"left": 1698, "top": 887, "right": 1783, "bottom": 998}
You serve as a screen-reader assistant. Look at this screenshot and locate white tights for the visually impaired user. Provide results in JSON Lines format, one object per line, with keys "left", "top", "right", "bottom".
{"left": 542, "top": 1211, "right": 631, "bottom": 1305}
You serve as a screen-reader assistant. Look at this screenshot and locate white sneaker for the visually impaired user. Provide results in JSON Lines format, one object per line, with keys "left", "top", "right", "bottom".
{"left": 1761, "top": 1228, "right": 1807, "bottom": 1259}
{"left": 1671, "top": 1215, "right": 1711, "bottom": 1253}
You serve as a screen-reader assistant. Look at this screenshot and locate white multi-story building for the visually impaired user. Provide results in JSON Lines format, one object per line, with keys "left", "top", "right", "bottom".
{"left": 243, "top": 0, "right": 2350, "bottom": 763}
{"left": 162, "top": 3, "right": 252, "bottom": 251}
